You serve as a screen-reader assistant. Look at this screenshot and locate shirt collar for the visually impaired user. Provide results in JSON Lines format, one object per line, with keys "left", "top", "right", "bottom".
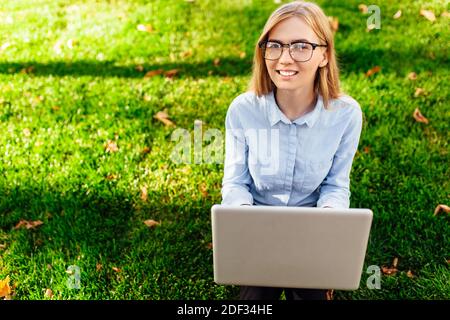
{"left": 267, "top": 91, "right": 323, "bottom": 128}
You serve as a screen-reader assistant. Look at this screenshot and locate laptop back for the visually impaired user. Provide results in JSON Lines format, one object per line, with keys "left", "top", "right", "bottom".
{"left": 211, "top": 205, "right": 373, "bottom": 290}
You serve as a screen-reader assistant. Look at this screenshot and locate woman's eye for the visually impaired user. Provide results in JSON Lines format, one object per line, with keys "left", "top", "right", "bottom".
{"left": 267, "top": 42, "right": 280, "bottom": 48}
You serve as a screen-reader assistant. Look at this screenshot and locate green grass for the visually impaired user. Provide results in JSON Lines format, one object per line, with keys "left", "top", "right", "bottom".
{"left": 0, "top": 0, "right": 449, "bottom": 299}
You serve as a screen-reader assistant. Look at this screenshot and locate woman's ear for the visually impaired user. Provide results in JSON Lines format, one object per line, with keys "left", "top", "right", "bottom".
{"left": 318, "top": 49, "right": 328, "bottom": 68}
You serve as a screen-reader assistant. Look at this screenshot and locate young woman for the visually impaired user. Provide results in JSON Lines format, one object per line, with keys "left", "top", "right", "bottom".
{"left": 221, "top": 1, "right": 363, "bottom": 300}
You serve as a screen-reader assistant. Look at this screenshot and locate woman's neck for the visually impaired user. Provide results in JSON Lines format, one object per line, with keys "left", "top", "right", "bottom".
{"left": 275, "top": 87, "right": 317, "bottom": 121}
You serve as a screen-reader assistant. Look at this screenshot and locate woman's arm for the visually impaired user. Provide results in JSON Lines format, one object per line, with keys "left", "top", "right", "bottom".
{"left": 221, "top": 103, "right": 254, "bottom": 206}
{"left": 317, "top": 107, "right": 363, "bottom": 209}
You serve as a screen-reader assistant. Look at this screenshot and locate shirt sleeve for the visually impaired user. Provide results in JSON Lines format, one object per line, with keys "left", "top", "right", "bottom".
{"left": 317, "top": 106, "right": 363, "bottom": 209}
{"left": 221, "top": 101, "right": 254, "bottom": 206}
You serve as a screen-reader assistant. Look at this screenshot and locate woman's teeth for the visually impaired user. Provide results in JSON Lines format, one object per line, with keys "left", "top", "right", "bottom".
{"left": 277, "top": 70, "right": 298, "bottom": 76}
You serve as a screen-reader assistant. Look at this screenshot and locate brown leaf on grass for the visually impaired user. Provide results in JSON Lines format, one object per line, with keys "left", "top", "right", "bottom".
{"left": 328, "top": 16, "right": 339, "bottom": 32}
{"left": 420, "top": 9, "right": 436, "bottom": 22}
{"left": 20, "top": 66, "right": 35, "bottom": 74}
{"left": 413, "top": 108, "right": 429, "bottom": 124}
{"left": 136, "top": 24, "right": 153, "bottom": 32}
{"left": 96, "top": 263, "right": 103, "bottom": 271}
{"left": 143, "top": 219, "right": 160, "bottom": 228}
{"left": 414, "top": 87, "right": 426, "bottom": 97}
{"left": 164, "top": 69, "right": 179, "bottom": 79}
{"left": 393, "top": 10, "right": 402, "bottom": 19}
{"left": 199, "top": 182, "right": 208, "bottom": 198}
{"left": 154, "top": 111, "right": 175, "bottom": 127}
{"left": 44, "top": 288, "right": 53, "bottom": 299}
{"left": 135, "top": 65, "right": 144, "bottom": 72}
{"left": 140, "top": 185, "right": 148, "bottom": 202}
{"left": 326, "top": 289, "right": 334, "bottom": 300}
{"left": 181, "top": 50, "right": 193, "bottom": 58}
{"left": 213, "top": 58, "right": 220, "bottom": 66}
{"left": 0, "top": 243, "right": 6, "bottom": 250}
{"left": 144, "top": 69, "right": 164, "bottom": 78}
{"left": 206, "top": 242, "right": 213, "bottom": 250}
{"left": 381, "top": 266, "right": 398, "bottom": 275}
{"left": 142, "top": 146, "right": 151, "bottom": 154}
{"left": 433, "top": 204, "right": 450, "bottom": 216}
{"left": 14, "top": 219, "right": 43, "bottom": 230}
{"left": 393, "top": 257, "right": 399, "bottom": 268}
{"left": 408, "top": 72, "right": 417, "bottom": 80}
{"left": 358, "top": 4, "right": 368, "bottom": 14}
{"left": 365, "top": 66, "right": 381, "bottom": 77}
{"left": 0, "top": 276, "right": 11, "bottom": 297}
{"left": 112, "top": 267, "right": 121, "bottom": 273}
{"left": 363, "top": 146, "right": 371, "bottom": 154}
{"left": 106, "top": 174, "right": 117, "bottom": 181}
{"left": 105, "top": 140, "right": 119, "bottom": 153}
{"left": 406, "top": 270, "right": 414, "bottom": 278}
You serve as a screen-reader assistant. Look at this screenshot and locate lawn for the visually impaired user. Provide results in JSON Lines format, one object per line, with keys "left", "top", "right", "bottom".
{"left": 0, "top": 0, "right": 449, "bottom": 300}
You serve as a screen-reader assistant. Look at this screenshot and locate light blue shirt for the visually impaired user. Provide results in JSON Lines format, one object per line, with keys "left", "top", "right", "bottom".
{"left": 221, "top": 90, "right": 363, "bottom": 208}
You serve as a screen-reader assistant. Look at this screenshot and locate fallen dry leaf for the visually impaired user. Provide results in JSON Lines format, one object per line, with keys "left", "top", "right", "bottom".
{"left": 213, "top": 58, "right": 220, "bottom": 66}
{"left": 414, "top": 87, "right": 426, "bottom": 97}
{"left": 96, "top": 263, "right": 103, "bottom": 271}
{"left": 140, "top": 185, "right": 148, "bottom": 202}
{"left": 381, "top": 266, "right": 398, "bottom": 275}
{"left": 135, "top": 65, "right": 144, "bottom": 72}
{"left": 106, "top": 174, "right": 117, "bottom": 181}
{"left": 112, "top": 267, "right": 121, "bottom": 273}
{"left": 20, "top": 66, "right": 35, "bottom": 74}
{"left": 365, "top": 66, "right": 381, "bottom": 77}
{"left": 154, "top": 111, "right": 175, "bottom": 127}
{"left": 14, "top": 219, "right": 43, "bottom": 230}
{"left": 406, "top": 270, "right": 414, "bottom": 278}
{"left": 105, "top": 140, "right": 119, "bottom": 153}
{"left": 363, "top": 146, "right": 371, "bottom": 154}
{"left": 142, "top": 146, "right": 151, "bottom": 154}
{"left": 143, "top": 219, "right": 160, "bottom": 228}
{"left": 393, "top": 257, "right": 399, "bottom": 268}
{"left": 393, "top": 10, "right": 402, "bottom": 19}
{"left": 164, "top": 69, "right": 179, "bottom": 79}
{"left": 199, "top": 182, "right": 208, "bottom": 198}
{"left": 328, "top": 16, "right": 339, "bottom": 32}
{"left": 433, "top": 204, "right": 450, "bottom": 216}
{"left": 181, "top": 50, "right": 193, "bottom": 58}
{"left": 0, "top": 276, "right": 11, "bottom": 297}
{"left": 326, "top": 289, "right": 334, "bottom": 300}
{"left": 408, "top": 72, "right": 417, "bottom": 80}
{"left": 144, "top": 69, "right": 164, "bottom": 78}
{"left": 413, "top": 108, "right": 429, "bottom": 124}
{"left": 358, "top": 4, "right": 368, "bottom": 14}
{"left": 420, "top": 9, "right": 436, "bottom": 22}
{"left": 44, "top": 288, "right": 53, "bottom": 299}
{"left": 137, "top": 24, "right": 153, "bottom": 32}
{"left": 206, "top": 242, "right": 213, "bottom": 250}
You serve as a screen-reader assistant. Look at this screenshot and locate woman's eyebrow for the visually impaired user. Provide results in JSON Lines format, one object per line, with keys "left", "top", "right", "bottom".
{"left": 267, "top": 38, "right": 310, "bottom": 43}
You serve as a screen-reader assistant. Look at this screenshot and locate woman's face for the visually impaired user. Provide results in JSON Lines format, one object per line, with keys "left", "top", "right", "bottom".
{"left": 265, "top": 16, "right": 328, "bottom": 93}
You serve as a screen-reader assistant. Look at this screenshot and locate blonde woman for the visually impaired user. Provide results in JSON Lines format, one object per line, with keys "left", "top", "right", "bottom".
{"left": 221, "top": 1, "right": 363, "bottom": 300}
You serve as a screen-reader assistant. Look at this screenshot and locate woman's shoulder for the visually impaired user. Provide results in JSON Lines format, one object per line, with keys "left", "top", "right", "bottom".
{"left": 227, "top": 91, "right": 268, "bottom": 114}
{"left": 331, "top": 94, "right": 361, "bottom": 110}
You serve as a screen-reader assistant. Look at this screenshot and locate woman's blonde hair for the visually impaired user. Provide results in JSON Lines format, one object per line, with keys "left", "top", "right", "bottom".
{"left": 248, "top": 1, "right": 340, "bottom": 108}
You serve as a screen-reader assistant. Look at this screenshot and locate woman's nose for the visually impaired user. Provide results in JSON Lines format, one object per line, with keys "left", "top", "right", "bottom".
{"left": 278, "top": 47, "right": 294, "bottom": 63}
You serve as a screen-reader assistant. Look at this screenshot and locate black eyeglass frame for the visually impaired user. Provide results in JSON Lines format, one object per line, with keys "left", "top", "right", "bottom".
{"left": 258, "top": 40, "right": 328, "bottom": 62}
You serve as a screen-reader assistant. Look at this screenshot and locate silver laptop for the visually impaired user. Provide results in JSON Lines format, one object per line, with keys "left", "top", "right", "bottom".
{"left": 211, "top": 204, "right": 373, "bottom": 290}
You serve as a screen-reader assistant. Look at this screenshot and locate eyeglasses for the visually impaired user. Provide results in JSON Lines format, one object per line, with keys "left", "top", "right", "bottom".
{"left": 258, "top": 40, "right": 327, "bottom": 62}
